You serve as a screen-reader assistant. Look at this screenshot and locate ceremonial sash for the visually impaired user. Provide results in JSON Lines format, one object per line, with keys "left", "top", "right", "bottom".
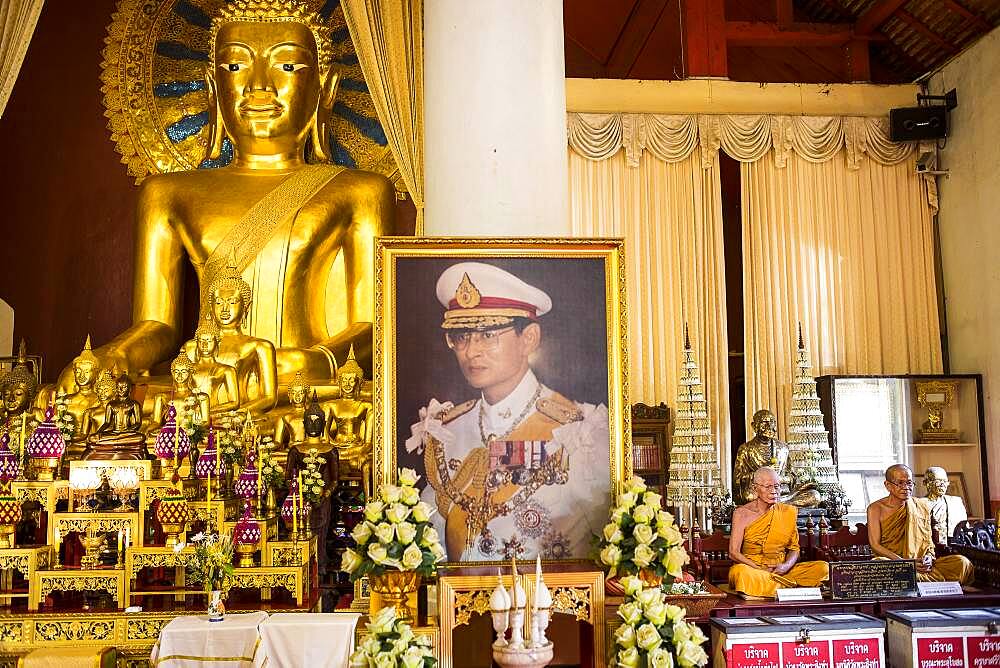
{"left": 199, "top": 164, "right": 345, "bottom": 309}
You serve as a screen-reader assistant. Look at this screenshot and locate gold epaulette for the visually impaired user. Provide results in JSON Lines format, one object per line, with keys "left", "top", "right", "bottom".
{"left": 536, "top": 393, "right": 583, "bottom": 425}
{"left": 436, "top": 399, "right": 476, "bottom": 424}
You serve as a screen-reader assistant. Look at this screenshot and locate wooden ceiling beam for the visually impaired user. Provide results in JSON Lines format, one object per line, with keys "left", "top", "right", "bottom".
{"left": 776, "top": 0, "right": 794, "bottom": 28}
{"left": 942, "top": 0, "right": 992, "bottom": 32}
{"left": 855, "top": 0, "right": 910, "bottom": 35}
{"left": 684, "top": 0, "right": 728, "bottom": 77}
{"left": 894, "top": 9, "right": 959, "bottom": 53}
{"left": 725, "top": 21, "right": 886, "bottom": 47}
{"left": 605, "top": 0, "right": 670, "bottom": 78}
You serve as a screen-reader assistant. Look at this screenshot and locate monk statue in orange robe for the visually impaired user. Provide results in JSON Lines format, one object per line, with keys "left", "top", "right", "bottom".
{"left": 728, "top": 466, "right": 829, "bottom": 598}
{"left": 867, "top": 463, "right": 973, "bottom": 584}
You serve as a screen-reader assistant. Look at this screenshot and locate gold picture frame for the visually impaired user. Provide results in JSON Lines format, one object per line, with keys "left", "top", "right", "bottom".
{"left": 374, "top": 238, "right": 631, "bottom": 565}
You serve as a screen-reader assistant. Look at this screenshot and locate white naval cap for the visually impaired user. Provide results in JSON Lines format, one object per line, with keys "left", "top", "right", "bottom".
{"left": 435, "top": 262, "right": 552, "bottom": 330}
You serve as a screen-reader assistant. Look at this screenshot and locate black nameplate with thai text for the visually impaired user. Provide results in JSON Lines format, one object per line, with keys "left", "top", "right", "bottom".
{"left": 830, "top": 560, "right": 918, "bottom": 600}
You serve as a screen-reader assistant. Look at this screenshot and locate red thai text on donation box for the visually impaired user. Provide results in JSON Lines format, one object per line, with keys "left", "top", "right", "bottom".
{"left": 782, "top": 640, "right": 830, "bottom": 668}
{"left": 833, "top": 638, "right": 882, "bottom": 668}
{"left": 968, "top": 635, "right": 1000, "bottom": 666}
{"left": 728, "top": 642, "right": 779, "bottom": 668}
{"left": 915, "top": 637, "right": 964, "bottom": 668}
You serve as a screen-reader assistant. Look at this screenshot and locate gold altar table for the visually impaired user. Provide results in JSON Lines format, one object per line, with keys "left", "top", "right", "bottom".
{"left": 185, "top": 497, "right": 241, "bottom": 533}
{"left": 30, "top": 570, "right": 126, "bottom": 612}
{"left": 228, "top": 566, "right": 308, "bottom": 607}
{"left": 0, "top": 548, "right": 53, "bottom": 607}
{"left": 264, "top": 536, "right": 316, "bottom": 568}
{"left": 123, "top": 547, "right": 195, "bottom": 607}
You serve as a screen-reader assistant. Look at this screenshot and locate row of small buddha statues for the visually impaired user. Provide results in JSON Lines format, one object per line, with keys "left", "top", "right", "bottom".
{"left": 0, "top": 263, "right": 373, "bottom": 484}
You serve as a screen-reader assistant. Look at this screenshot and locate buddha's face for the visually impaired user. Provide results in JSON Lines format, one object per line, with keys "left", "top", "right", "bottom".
{"left": 2, "top": 382, "right": 28, "bottom": 413}
{"left": 213, "top": 21, "right": 321, "bottom": 157}
{"left": 212, "top": 285, "right": 244, "bottom": 327}
{"left": 339, "top": 371, "right": 358, "bottom": 396}
{"left": 753, "top": 411, "right": 776, "bottom": 438}
{"left": 305, "top": 413, "right": 324, "bottom": 437}
{"left": 115, "top": 379, "right": 131, "bottom": 400}
{"left": 96, "top": 383, "right": 115, "bottom": 403}
{"left": 172, "top": 365, "right": 192, "bottom": 387}
{"left": 196, "top": 333, "right": 218, "bottom": 358}
{"left": 288, "top": 385, "right": 306, "bottom": 406}
{"left": 74, "top": 361, "right": 96, "bottom": 387}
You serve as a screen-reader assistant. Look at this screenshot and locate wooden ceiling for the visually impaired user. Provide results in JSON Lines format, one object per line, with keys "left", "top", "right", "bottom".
{"left": 564, "top": 0, "right": 1000, "bottom": 83}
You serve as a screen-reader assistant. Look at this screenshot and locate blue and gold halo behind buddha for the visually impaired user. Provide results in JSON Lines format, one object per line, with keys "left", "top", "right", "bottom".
{"left": 101, "top": 0, "right": 402, "bottom": 187}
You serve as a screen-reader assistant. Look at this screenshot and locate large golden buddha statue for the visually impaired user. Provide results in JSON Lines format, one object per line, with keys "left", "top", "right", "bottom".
{"left": 59, "top": 0, "right": 393, "bottom": 387}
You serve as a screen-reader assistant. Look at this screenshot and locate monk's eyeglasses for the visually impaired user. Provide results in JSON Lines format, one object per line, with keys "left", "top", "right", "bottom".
{"left": 888, "top": 479, "right": 915, "bottom": 488}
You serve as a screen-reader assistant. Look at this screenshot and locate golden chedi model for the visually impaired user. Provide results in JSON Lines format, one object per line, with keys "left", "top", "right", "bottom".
{"left": 733, "top": 410, "right": 790, "bottom": 505}
{"left": 84, "top": 371, "right": 148, "bottom": 460}
{"left": 0, "top": 341, "right": 40, "bottom": 427}
{"left": 328, "top": 345, "right": 372, "bottom": 492}
{"left": 286, "top": 391, "right": 339, "bottom": 575}
{"left": 55, "top": 0, "right": 394, "bottom": 388}
{"left": 183, "top": 264, "right": 278, "bottom": 413}
{"left": 190, "top": 315, "right": 241, "bottom": 414}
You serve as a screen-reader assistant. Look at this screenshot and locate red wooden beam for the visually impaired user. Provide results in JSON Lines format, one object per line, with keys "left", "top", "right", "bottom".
{"left": 725, "top": 21, "right": 883, "bottom": 47}
{"left": 855, "top": 0, "right": 910, "bottom": 35}
{"left": 776, "top": 0, "right": 794, "bottom": 28}
{"left": 895, "top": 9, "right": 959, "bottom": 53}
{"left": 844, "top": 40, "right": 871, "bottom": 81}
{"left": 684, "top": 0, "right": 727, "bottom": 77}
{"left": 942, "top": 0, "right": 992, "bottom": 32}
{"left": 606, "top": 0, "right": 670, "bottom": 78}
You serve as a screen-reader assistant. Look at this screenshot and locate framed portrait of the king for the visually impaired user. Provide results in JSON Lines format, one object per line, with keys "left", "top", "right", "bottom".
{"left": 374, "top": 238, "right": 631, "bottom": 564}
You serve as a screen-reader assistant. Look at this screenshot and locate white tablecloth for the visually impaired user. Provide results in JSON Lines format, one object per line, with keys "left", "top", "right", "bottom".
{"left": 150, "top": 611, "right": 269, "bottom": 668}
{"left": 258, "top": 613, "right": 361, "bottom": 668}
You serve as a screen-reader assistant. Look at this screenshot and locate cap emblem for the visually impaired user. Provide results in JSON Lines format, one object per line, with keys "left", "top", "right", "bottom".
{"left": 455, "top": 272, "right": 481, "bottom": 308}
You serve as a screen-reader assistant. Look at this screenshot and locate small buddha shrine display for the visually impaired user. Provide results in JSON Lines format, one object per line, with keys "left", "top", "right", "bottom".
{"left": 1, "top": 0, "right": 998, "bottom": 666}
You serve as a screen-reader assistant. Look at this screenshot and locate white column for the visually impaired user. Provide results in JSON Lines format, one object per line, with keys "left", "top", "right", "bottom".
{"left": 423, "top": 0, "right": 569, "bottom": 236}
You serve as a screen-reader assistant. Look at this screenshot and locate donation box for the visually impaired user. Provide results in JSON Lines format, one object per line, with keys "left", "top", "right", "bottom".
{"left": 710, "top": 613, "right": 885, "bottom": 668}
{"left": 885, "top": 608, "right": 1000, "bottom": 668}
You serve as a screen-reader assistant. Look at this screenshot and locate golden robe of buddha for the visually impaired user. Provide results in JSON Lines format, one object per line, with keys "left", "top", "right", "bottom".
{"left": 190, "top": 317, "right": 241, "bottom": 414}
{"left": 868, "top": 464, "right": 973, "bottom": 584}
{"left": 328, "top": 345, "right": 372, "bottom": 487}
{"left": 56, "top": 0, "right": 394, "bottom": 388}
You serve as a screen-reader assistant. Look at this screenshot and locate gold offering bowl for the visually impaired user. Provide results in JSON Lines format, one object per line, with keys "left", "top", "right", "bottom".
{"left": 369, "top": 570, "right": 421, "bottom": 625}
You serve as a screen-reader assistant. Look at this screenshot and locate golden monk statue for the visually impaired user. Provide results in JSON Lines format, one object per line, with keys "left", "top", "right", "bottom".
{"left": 867, "top": 464, "right": 973, "bottom": 584}
{"left": 0, "top": 341, "right": 40, "bottom": 427}
{"left": 56, "top": 0, "right": 394, "bottom": 387}
{"left": 183, "top": 266, "right": 277, "bottom": 413}
{"left": 84, "top": 372, "right": 148, "bottom": 460}
{"left": 150, "top": 353, "right": 209, "bottom": 430}
{"left": 286, "top": 392, "right": 339, "bottom": 575}
{"left": 190, "top": 317, "right": 241, "bottom": 414}
{"left": 733, "top": 410, "right": 789, "bottom": 504}
{"left": 329, "top": 345, "right": 372, "bottom": 490}
{"left": 728, "top": 467, "right": 829, "bottom": 598}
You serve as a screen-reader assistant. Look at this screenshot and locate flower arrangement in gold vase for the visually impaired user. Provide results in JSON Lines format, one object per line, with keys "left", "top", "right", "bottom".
{"left": 596, "top": 476, "right": 688, "bottom": 586}
{"left": 613, "top": 576, "right": 709, "bottom": 668}
{"left": 341, "top": 468, "right": 446, "bottom": 624}
{"left": 349, "top": 606, "right": 436, "bottom": 668}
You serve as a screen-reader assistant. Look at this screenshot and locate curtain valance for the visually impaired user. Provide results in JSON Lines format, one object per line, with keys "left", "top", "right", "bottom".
{"left": 567, "top": 113, "right": 915, "bottom": 170}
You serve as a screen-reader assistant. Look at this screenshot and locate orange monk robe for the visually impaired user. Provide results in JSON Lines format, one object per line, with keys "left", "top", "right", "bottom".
{"left": 729, "top": 503, "right": 829, "bottom": 598}
{"left": 878, "top": 497, "right": 973, "bottom": 584}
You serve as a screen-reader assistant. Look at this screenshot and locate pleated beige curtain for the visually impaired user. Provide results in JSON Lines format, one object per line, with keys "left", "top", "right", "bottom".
{"left": 568, "top": 148, "right": 732, "bottom": 483}
{"left": 341, "top": 0, "right": 424, "bottom": 233}
{"left": 0, "top": 0, "right": 45, "bottom": 118}
{"left": 741, "top": 150, "right": 942, "bottom": 436}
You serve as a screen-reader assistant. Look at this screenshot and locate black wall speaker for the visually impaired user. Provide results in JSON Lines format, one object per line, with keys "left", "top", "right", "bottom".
{"left": 889, "top": 106, "right": 949, "bottom": 142}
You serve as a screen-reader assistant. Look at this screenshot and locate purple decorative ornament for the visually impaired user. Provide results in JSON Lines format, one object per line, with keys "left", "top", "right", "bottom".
{"left": 25, "top": 407, "right": 66, "bottom": 481}
{"left": 195, "top": 427, "right": 229, "bottom": 480}
{"left": 0, "top": 432, "right": 20, "bottom": 486}
{"left": 153, "top": 404, "right": 191, "bottom": 475}
{"left": 232, "top": 454, "right": 259, "bottom": 512}
{"left": 232, "top": 503, "right": 262, "bottom": 567}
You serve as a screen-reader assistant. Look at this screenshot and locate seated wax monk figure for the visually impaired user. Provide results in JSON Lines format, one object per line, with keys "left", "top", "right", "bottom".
{"left": 728, "top": 467, "right": 829, "bottom": 598}
{"left": 867, "top": 463, "right": 973, "bottom": 584}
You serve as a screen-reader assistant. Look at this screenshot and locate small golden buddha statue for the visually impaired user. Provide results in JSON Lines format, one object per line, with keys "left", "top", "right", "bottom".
{"left": 0, "top": 341, "right": 40, "bottom": 427}
{"left": 150, "top": 353, "right": 209, "bottom": 430}
{"left": 84, "top": 371, "right": 148, "bottom": 460}
{"left": 733, "top": 409, "right": 790, "bottom": 505}
{"left": 38, "top": 336, "right": 101, "bottom": 426}
{"left": 56, "top": 0, "right": 393, "bottom": 388}
{"left": 190, "top": 316, "right": 241, "bottom": 414}
{"left": 79, "top": 369, "right": 117, "bottom": 438}
{"left": 286, "top": 392, "right": 338, "bottom": 575}
{"left": 183, "top": 265, "right": 277, "bottom": 413}
{"left": 329, "top": 346, "right": 372, "bottom": 492}
{"left": 273, "top": 371, "right": 314, "bottom": 449}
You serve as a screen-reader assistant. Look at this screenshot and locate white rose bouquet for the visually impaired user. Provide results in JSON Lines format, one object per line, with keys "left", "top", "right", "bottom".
{"left": 613, "top": 576, "right": 709, "bottom": 668}
{"left": 257, "top": 436, "right": 284, "bottom": 489}
{"left": 341, "top": 468, "right": 446, "bottom": 581}
{"left": 597, "top": 476, "right": 689, "bottom": 581}
{"left": 349, "top": 606, "right": 436, "bottom": 668}
{"left": 300, "top": 448, "right": 326, "bottom": 505}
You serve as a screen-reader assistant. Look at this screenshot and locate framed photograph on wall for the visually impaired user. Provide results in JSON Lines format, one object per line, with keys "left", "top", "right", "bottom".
{"left": 374, "top": 238, "right": 631, "bottom": 564}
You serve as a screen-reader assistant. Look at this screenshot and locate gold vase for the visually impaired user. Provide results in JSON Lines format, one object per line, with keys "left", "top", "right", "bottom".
{"left": 639, "top": 568, "right": 663, "bottom": 588}
{"left": 368, "top": 570, "right": 421, "bottom": 625}
{"left": 33, "top": 457, "right": 60, "bottom": 482}
{"left": 235, "top": 542, "right": 257, "bottom": 568}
